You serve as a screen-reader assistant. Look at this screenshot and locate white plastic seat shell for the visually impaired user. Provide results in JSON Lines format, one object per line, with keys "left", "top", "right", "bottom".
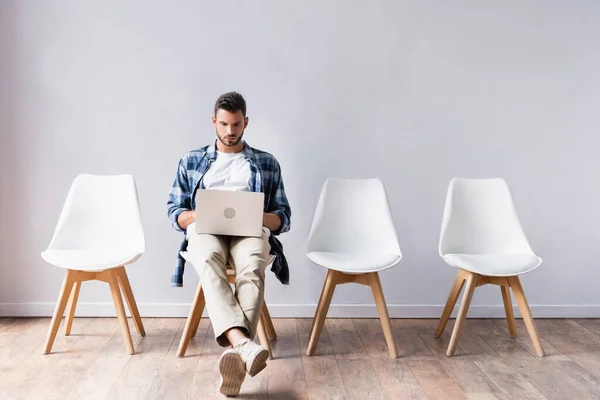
{"left": 306, "top": 177, "right": 402, "bottom": 273}
{"left": 438, "top": 177, "right": 542, "bottom": 277}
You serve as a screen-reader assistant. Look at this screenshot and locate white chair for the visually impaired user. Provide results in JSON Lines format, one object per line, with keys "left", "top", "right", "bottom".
{"left": 306, "top": 178, "right": 402, "bottom": 358}
{"left": 436, "top": 178, "right": 544, "bottom": 357}
{"left": 42, "top": 174, "right": 146, "bottom": 355}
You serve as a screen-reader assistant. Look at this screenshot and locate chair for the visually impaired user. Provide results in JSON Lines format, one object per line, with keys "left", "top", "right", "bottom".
{"left": 177, "top": 256, "right": 278, "bottom": 358}
{"left": 41, "top": 174, "right": 146, "bottom": 355}
{"left": 306, "top": 178, "right": 402, "bottom": 358}
{"left": 436, "top": 178, "right": 544, "bottom": 357}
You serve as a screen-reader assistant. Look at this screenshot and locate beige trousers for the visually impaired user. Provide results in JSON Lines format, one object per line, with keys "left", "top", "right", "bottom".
{"left": 182, "top": 223, "right": 271, "bottom": 346}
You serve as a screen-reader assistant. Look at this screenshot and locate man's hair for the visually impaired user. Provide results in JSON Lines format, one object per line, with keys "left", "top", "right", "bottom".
{"left": 214, "top": 91, "right": 247, "bottom": 117}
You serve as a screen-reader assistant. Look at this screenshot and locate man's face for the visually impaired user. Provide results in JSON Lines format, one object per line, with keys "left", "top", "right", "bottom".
{"left": 212, "top": 109, "right": 248, "bottom": 148}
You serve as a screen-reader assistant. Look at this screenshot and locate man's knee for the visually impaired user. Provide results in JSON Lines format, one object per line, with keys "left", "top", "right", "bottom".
{"left": 191, "top": 252, "right": 227, "bottom": 282}
{"left": 235, "top": 256, "right": 267, "bottom": 284}
{"left": 186, "top": 233, "right": 228, "bottom": 275}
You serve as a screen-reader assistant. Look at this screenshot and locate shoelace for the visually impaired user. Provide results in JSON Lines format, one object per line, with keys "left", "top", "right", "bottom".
{"left": 234, "top": 339, "right": 253, "bottom": 357}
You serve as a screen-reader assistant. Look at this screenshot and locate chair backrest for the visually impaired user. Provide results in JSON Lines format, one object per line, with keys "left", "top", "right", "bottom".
{"left": 439, "top": 178, "right": 534, "bottom": 256}
{"left": 46, "top": 174, "right": 145, "bottom": 254}
{"left": 307, "top": 178, "right": 401, "bottom": 255}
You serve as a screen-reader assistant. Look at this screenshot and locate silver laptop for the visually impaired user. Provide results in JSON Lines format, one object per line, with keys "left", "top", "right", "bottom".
{"left": 194, "top": 189, "right": 264, "bottom": 237}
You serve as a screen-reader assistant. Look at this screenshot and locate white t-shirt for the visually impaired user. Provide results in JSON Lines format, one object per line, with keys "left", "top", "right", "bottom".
{"left": 202, "top": 151, "right": 251, "bottom": 191}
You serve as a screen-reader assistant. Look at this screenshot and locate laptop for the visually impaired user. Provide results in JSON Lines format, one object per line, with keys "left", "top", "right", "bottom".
{"left": 194, "top": 189, "right": 264, "bottom": 237}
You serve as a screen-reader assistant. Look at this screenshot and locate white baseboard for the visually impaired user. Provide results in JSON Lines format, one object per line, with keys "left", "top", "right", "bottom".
{"left": 1, "top": 303, "right": 599, "bottom": 318}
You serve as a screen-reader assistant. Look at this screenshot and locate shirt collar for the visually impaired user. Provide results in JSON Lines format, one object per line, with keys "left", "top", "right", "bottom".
{"left": 207, "top": 140, "right": 255, "bottom": 162}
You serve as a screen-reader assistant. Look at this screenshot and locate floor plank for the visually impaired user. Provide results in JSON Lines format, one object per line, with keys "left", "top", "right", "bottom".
{"left": 352, "top": 318, "right": 394, "bottom": 360}
{"left": 145, "top": 317, "right": 205, "bottom": 400}
{"left": 407, "top": 360, "right": 468, "bottom": 400}
{"left": 326, "top": 318, "right": 369, "bottom": 360}
{"left": 573, "top": 319, "right": 600, "bottom": 337}
{"left": 187, "top": 321, "right": 226, "bottom": 400}
{"left": 390, "top": 319, "right": 436, "bottom": 361}
{"left": 372, "top": 359, "right": 429, "bottom": 400}
{"left": 0, "top": 318, "right": 58, "bottom": 382}
{"left": 0, "top": 318, "right": 94, "bottom": 400}
{"left": 0, "top": 318, "right": 15, "bottom": 331}
{"left": 297, "top": 319, "right": 346, "bottom": 400}
{"left": 420, "top": 332, "right": 505, "bottom": 399}
{"left": 480, "top": 334, "right": 582, "bottom": 400}
{"left": 105, "top": 318, "right": 180, "bottom": 400}
{"left": 65, "top": 318, "right": 148, "bottom": 400}
{"left": 267, "top": 319, "right": 307, "bottom": 400}
{"left": 353, "top": 318, "right": 428, "bottom": 399}
{"left": 0, "top": 317, "right": 599, "bottom": 399}
{"left": 337, "top": 359, "right": 387, "bottom": 400}
{"left": 296, "top": 318, "right": 334, "bottom": 356}
{"left": 543, "top": 333, "right": 600, "bottom": 380}
{"left": 24, "top": 318, "right": 117, "bottom": 400}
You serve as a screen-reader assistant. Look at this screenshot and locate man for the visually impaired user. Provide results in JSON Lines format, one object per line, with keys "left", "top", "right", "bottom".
{"left": 167, "top": 92, "right": 291, "bottom": 397}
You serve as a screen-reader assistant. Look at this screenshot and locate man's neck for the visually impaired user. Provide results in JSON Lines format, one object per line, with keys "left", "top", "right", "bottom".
{"left": 215, "top": 140, "right": 244, "bottom": 154}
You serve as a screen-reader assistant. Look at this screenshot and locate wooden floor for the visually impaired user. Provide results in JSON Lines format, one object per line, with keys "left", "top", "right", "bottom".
{"left": 1, "top": 318, "right": 600, "bottom": 399}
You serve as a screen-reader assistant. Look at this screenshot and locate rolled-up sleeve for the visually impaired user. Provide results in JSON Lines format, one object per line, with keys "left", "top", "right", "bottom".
{"left": 167, "top": 158, "right": 191, "bottom": 232}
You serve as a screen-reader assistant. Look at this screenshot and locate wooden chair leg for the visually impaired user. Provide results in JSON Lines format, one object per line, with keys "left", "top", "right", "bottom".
{"left": 447, "top": 271, "right": 478, "bottom": 356}
{"left": 44, "top": 270, "right": 76, "bottom": 354}
{"left": 189, "top": 298, "right": 204, "bottom": 339}
{"left": 262, "top": 302, "right": 277, "bottom": 340}
{"left": 307, "top": 270, "right": 338, "bottom": 356}
{"left": 116, "top": 266, "right": 145, "bottom": 337}
{"left": 435, "top": 270, "right": 466, "bottom": 337}
{"left": 508, "top": 276, "right": 544, "bottom": 356}
{"left": 108, "top": 269, "right": 135, "bottom": 355}
{"left": 257, "top": 314, "right": 272, "bottom": 360}
{"left": 64, "top": 281, "right": 81, "bottom": 336}
{"left": 501, "top": 284, "right": 517, "bottom": 337}
{"left": 369, "top": 272, "right": 399, "bottom": 358}
{"left": 177, "top": 282, "right": 205, "bottom": 357}
{"left": 189, "top": 288, "right": 205, "bottom": 338}
{"left": 309, "top": 274, "right": 330, "bottom": 338}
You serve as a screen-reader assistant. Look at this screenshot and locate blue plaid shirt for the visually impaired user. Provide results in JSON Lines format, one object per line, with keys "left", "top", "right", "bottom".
{"left": 167, "top": 141, "right": 291, "bottom": 286}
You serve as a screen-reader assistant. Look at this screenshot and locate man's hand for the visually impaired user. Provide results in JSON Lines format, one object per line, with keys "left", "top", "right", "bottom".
{"left": 177, "top": 210, "right": 196, "bottom": 231}
{"left": 263, "top": 212, "right": 282, "bottom": 232}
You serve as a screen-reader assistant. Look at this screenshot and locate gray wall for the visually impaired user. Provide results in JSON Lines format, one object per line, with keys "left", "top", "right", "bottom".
{"left": 1, "top": 0, "right": 599, "bottom": 317}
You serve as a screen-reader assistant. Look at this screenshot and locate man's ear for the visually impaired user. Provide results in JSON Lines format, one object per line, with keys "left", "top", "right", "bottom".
{"left": 244, "top": 116, "right": 249, "bottom": 128}
{"left": 212, "top": 115, "right": 217, "bottom": 127}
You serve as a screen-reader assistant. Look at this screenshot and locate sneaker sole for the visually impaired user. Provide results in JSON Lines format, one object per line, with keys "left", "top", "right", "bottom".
{"left": 247, "top": 348, "right": 269, "bottom": 377}
{"left": 219, "top": 352, "right": 246, "bottom": 397}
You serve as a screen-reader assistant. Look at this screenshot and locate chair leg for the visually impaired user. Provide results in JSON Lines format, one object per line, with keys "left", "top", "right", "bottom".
{"left": 189, "top": 287, "right": 205, "bottom": 338}
{"left": 262, "top": 302, "right": 277, "bottom": 340}
{"left": 508, "top": 276, "right": 544, "bottom": 356}
{"left": 447, "top": 271, "right": 478, "bottom": 356}
{"left": 177, "top": 282, "right": 205, "bottom": 357}
{"left": 435, "top": 270, "right": 466, "bottom": 337}
{"left": 501, "top": 284, "right": 517, "bottom": 337}
{"left": 116, "top": 266, "right": 145, "bottom": 337}
{"left": 257, "top": 314, "right": 272, "bottom": 359}
{"left": 189, "top": 296, "right": 205, "bottom": 339}
{"left": 307, "top": 270, "right": 338, "bottom": 356}
{"left": 309, "top": 273, "right": 330, "bottom": 338}
{"left": 64, "top": 281, "right": 81, "bottom": 336}
{"left": 369, "top": 272, "right": 399, "bottom": 358}
{"left": 108, "top": 269, "right": 135, "bottom": 355}
{"left": 44, "top": 270, "right": 76, "bottom": 354}
{"left": 189, "top": 280, "right": 207, "bottom": 339}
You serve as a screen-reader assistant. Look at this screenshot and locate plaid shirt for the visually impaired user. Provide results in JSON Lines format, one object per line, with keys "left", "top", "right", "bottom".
{"left": 167, "top": 141, "right": 291, "bottom": 286}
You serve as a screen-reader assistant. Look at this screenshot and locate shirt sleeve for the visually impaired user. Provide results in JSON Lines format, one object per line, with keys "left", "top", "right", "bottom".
{"left": 167, "top": 157, "right": 192, "bottom": 232}
{"left": 267, "top": 160, "right": 291, "bottom": 235}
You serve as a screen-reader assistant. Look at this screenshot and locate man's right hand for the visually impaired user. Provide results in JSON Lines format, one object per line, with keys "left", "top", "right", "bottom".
{"left": 177, "top": 210, "right": 196, "bottom": 231}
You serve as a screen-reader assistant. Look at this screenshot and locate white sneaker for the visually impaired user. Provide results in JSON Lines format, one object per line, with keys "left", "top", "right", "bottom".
{"left": 234, "top": 339, "right": 269, "bottom": 377}
{"left": 218, "top": 349, "right": 246, "bottom": 397}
